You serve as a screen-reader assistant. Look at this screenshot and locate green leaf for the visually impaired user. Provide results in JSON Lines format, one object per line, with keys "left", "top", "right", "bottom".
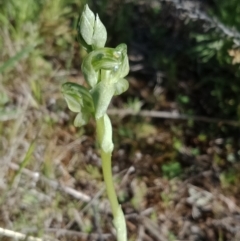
{"left": 10, "top": 140, "right": 36, "bottom": 187}
{"left": 119, "top": 50, "right": 129, "bottom": 78}
{"left": 0, "top": 92, "right": 9, "bottom": 105}
{"left": 92, "top": 14, "right": 107, "bottom": 49}
{"left": 63, "top": 93, "right": 82, "bottom": 112}
{"left": 114, "top": 78, "right": 129, "bottom": 95}
{"left": 62, "top": 85, "right": 83, "bottom": 112}
{"left": 74, "top": 112, "right": 90, "bottom": 127}
{"left": 61, "top": 82, "right": 94, "bottom": 113}
{"left": 96, "top": 114, "right": 114, "bottom": 153}
{"left": 78, "top": 5, "right": 107, "bottom": 51}
{"left": 0, "top": 45, "right": 35, "bottom": 73}
{"left": 77, "top": 34, "right": 92, "bottom": 53}
{"left": 79, "top": 5, "right": 95, "bottom": 46}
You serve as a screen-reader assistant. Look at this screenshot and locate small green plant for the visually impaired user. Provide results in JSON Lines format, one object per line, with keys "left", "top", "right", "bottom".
{"left": 162, "top": 161, "right": 182, "bottom": 178}
{"left": 220, "top": 169, "right": 238, "bottom": 188}
{"left": 61, "top": 5, "right": 129, "bottom": 241}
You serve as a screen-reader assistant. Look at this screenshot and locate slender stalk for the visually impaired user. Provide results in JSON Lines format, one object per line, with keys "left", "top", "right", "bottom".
{"left": 100, "top": 149, "right": 119, "bottom": 216}
{"left": 96, "top": 117, "right": 127, "bottom": 241}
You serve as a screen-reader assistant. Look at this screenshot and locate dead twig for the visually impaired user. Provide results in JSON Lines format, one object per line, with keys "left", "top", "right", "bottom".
{"left": 107, "top": 109, "right": 240, "bottom": 126}
{"left": 9, "top": 162, "right": 91, "bottom": 202}
{"left": 0, "top": 227, "right": 43, "bottom": 241}
{"left": 45, "top": 228, "right": 112, "bottom": 240}
{"left": 142, "top": 217, "right": 169, "bottom": 241}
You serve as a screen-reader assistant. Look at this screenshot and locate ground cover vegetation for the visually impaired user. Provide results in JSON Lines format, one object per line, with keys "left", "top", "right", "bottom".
{"left": 1, "top": 0, "right": 240, "bottom": 240}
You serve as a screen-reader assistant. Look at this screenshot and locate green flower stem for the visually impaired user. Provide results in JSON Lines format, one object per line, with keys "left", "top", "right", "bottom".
{"left": 100, "top": 149, "right": 119, "bottom": 215}
{"left": 96, "top": 117, "right": 127, "bottom": 241}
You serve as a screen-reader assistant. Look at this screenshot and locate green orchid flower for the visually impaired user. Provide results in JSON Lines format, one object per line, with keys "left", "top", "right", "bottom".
{"left": 61, "top": 5, "right": 129, "bottom": 241}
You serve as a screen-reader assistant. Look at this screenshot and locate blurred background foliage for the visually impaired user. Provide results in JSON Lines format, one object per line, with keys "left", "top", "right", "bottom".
{"left": 1, "top": 0, "right": 240, "bottom": 240}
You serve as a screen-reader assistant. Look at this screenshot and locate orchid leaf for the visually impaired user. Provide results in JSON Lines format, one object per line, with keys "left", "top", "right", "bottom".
{"left": 92, "top": 14, "right": 107, "bottom": 49}
{"left": 114, "top": 78, "right": 129, "bottom": 96}
{"left": 79, "top": 5, "right": 95, "bottom": 46}
{"left": 96, "top": 114, "right": 114, "bottom": 153}
{"left": 78, "top": 5, "right": 107, "bottom": 51}
{"left": 74, "top": 112, "right": 90, "bottom": 127}
{"left": 119, "top": 51, "right": 129, "bottom": 78}
{"left": 61, "top": 82, "right": 94, "bottom": 113}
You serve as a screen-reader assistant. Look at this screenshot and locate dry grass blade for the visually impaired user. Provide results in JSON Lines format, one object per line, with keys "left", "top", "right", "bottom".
{"left": 0, "top": 45, "right": 35, "bottom": 73}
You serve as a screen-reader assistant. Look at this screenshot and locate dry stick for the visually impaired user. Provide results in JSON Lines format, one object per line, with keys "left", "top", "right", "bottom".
{"left": 10, "top": 161, "right": 165, "bottom": 241}
{"left": 45, "top": 228, "right": 111, "bottom": 240}
{"left": 142, "top": 217, "right": 168, "bottom": 241}
{"left": 8, "top": 164, "right": 114, "bottom": 241}
{"left": 9, "top": 162, "right": 91, "bottom": 202}
{"left": 0, "top": 227, "right": 43, "bottom": 241}
{"left": 9, "top": 163, "right": 133, "bottom": 211}
{"left": 0, "top": 110, "right": 21, "bottom": 121}
{"left": 107, "top": 109, "right": 240, "bottom": 126}
{"left": 136, "top": 225, "right": 145, "bottom": 241}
